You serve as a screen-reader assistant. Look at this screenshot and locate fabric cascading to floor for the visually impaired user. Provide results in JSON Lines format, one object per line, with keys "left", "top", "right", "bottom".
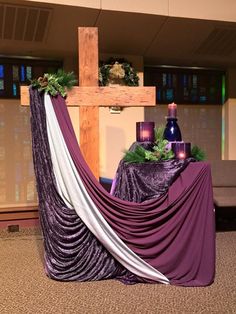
{"left": 29, "top": 88, "right": 215, "bottom": 286}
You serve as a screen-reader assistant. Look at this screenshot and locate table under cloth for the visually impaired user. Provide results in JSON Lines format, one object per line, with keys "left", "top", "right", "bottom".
{"left": 111, "top": 157, "right": 193, "bottom": 203}
{"left": 111, "top": 159, "right": 216, "bottom": 285}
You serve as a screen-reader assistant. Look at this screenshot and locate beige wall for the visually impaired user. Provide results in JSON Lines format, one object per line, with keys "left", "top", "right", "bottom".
{"left": 26, "top": 0, "right": 236, "bottom": 22}
{"left": 102, "top": 0, "right": 168, "bottom": 15}
{"left": 25, "top": 0, "right": 100, "bottom": 9}
{"left": 169, "top": 0, "right": 236, "bottom": 22}
{"left": 223, "top": 68, "right": 236, "bottom": 160}
{"left": 223, "top": 99, "right": 236, "bottom": 160}
{"left": 0, "top": 100, "right": 38, "bottom": 207}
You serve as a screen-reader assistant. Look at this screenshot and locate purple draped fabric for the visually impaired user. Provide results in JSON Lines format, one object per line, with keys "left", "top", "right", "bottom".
{"left": 49, "top": 93, "right": 215, "bottom": 286}
{"left": 27, "top": 87, "right": 216, "bottom": 286}
{"left": 29, "top": 88, "right": 138, "bottom": 283}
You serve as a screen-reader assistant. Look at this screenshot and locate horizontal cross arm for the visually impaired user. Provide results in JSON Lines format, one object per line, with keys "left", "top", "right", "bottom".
{"left": 68, "top": 86, "right": 156, "bottom": 107}
{"left": 20, "top": 86, "right": 156, "bottom": 107}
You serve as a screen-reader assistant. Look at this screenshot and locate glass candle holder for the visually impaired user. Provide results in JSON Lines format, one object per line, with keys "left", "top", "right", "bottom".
{"left": 171, "top": 142, "right": 191, "bottom": 159}
{"left": 136, "top": 122, "right": 155, "bottom": 142}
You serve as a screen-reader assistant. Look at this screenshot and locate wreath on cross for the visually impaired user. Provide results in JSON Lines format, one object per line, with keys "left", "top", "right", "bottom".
{"left": 99, "top": 58, "right": 139, "bottom": 87}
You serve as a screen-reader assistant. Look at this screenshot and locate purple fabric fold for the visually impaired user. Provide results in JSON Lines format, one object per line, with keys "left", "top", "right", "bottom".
{"left": 49, "top": 93, "right": 216, "bottom": 287}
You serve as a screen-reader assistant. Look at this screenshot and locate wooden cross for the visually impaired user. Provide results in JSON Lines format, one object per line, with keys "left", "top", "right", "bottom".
{"left": 20, "top": 27, "right": 156, "bottom": 180}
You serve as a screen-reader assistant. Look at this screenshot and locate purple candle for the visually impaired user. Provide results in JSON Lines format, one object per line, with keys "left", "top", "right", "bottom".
{"left": 171, "top": 142, "right": 191, "bottom": 159}
{"left": 136, "top": 122, "right": 155, "bottom": 142}
{"left": 168, "top": 102, "right": 177, "bottom": 118}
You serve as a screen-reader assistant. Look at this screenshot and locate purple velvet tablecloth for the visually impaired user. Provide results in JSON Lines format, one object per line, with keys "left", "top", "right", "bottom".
{"left": 112, "top": 157, "right": 192, "bottom": 203}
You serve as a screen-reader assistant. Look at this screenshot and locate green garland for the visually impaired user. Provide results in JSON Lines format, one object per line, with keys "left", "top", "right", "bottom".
{"left": 191, "top": 145, "right": 206, "bottom": 161}
{"left": 123, "top": 126, "right": 207, "bottom": 163}
{"left": 31, "top": 69, "right": 77, "bottom": 97}
{"left": 99, "top": 58, "right": 139, "bottom": 87}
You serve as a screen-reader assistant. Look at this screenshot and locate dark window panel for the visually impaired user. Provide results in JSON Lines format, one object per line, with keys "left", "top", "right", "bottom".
{"left": 0, "top": 79, "right": 4, "bottom": 90}
{"left": 144, "top": 66, "right": 226, "bottom": 105}
{"left": 0, "top": 65, "right": 4, "bottom": 78}
{"left": 0, "top": 58, "right": 62, "bottom": 99}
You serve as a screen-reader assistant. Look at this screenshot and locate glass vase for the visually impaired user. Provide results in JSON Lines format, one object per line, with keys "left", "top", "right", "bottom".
{"left": 163, "top": 118, "right": 182, "bottom": 142}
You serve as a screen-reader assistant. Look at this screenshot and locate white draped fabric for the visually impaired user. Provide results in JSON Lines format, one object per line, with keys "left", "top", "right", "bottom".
{"left": 44, "top": 94, "right": 169, "bottom": 284}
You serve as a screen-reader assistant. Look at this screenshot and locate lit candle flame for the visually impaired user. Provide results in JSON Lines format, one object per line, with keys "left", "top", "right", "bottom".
{"left": 141, "top": 130, "right": 150, "bottom": 138}
{"left": 178, "top": 151, "right": 186, "bottom": 159}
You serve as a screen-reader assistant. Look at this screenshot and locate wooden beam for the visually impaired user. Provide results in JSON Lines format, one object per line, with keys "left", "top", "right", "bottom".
{"left": 0, "top": 204, "right": 38, "bottom": 221}
{"left": 78, "top": 27, "right": 99, "bottom": 179}
{"left": 20, "top": 85, "right": 156, "bottom": 107}
{"left": 0, "top": 211, "right": 39, "bottom": 221}
{"left": 68, "top": 86, "right": 156, "bottom": 107}
{"left": 20, "top": 85, "right": 32, "bottom": 106}
{"left": 0, "top": 204, "right": 38, "bottom": 212}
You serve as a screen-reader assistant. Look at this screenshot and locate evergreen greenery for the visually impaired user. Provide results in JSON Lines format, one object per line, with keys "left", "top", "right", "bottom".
{"left": 154, "top": 125, "right": 165, "bottom": 144}
{"left": 123, "top": 146, "right": 149, "bottom": 163}
{"left": 31, "top": 69, "right": 77, "bottom": 97}
{"left": 191, "top": 145, "right": 206, "bottom": 161}
{"left": 123, "top": 126, "right": 174, "bottom": 163}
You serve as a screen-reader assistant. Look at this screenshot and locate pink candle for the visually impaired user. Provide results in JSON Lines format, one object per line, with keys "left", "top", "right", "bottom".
{"left": 168, "top": 102, "right": 177, "bottom": 118}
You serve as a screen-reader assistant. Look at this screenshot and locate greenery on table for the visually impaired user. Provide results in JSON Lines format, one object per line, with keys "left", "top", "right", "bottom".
{"left": 31, "top": 69, "right": 77, "bottom": 97}
{"left": 123, "top": 126, "right": 175, "bottom": 163}
{"left": 123, "top": 125, "right": 207, "bottom": 163}
{"left": 191, "top": 145, "right": 206, "bottom": 161}
{"left": 99, "top": 58, "right": 139, "bottom": 87}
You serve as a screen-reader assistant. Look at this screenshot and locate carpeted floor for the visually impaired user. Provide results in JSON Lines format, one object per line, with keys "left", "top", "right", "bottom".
{"left": 0, "top": 227, "right": 235, "bottom": 314}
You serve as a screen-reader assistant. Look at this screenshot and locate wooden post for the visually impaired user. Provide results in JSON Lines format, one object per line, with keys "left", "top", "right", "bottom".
{"left": 79, "top": 28, "right": 99, "bottom": 178}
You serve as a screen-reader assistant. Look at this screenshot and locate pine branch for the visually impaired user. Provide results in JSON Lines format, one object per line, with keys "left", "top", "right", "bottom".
{"left": 123, "top": 146, "right": 147, "bottom": 163}
{"left": 191, "top": 145, "right": 206, "bottom": 161}
{"left": 31, "top": 69, "right": 77, "bottom": 97}
{"left": 154, "top": 125, "right": 165, "bottom": 143}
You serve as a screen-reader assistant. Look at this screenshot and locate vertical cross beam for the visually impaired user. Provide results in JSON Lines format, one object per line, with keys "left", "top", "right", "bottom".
{"left": 78, "top": 27, "right": 99, "bottom": 179}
